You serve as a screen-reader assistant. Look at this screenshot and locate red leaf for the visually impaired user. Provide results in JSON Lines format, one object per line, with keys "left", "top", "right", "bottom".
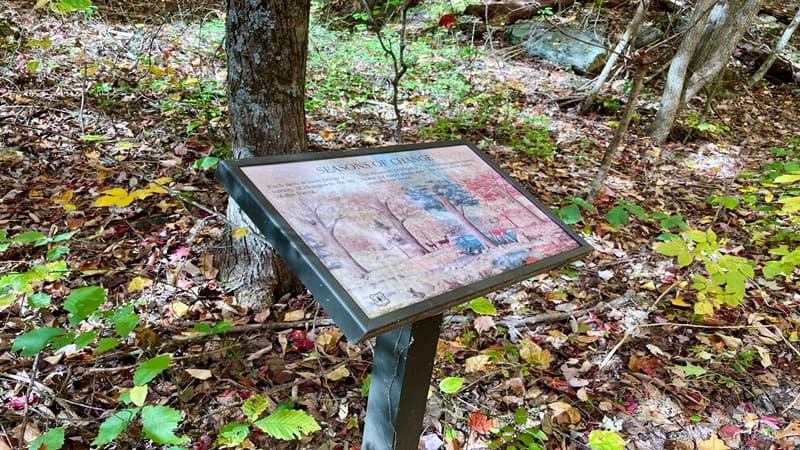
{"left": 438, "top": 14, "right": 457, "bottom": 28}
{"left": 468, "top": 411, "right": 496, "bottom": 435}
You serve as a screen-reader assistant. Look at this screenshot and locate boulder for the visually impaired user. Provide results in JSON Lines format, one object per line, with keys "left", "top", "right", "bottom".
{"left": 507, "top": 22, "right": 606, "bottom": 74}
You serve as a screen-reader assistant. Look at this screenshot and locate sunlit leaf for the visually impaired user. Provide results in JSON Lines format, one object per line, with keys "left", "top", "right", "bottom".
{"left": 438, "top": 377, "right": 464, "bottom": 394}
{"left": 130, "top": 385, "right": 148, "bottom": 407}
{"left": 588, "top": 430, "right": 626, "bottom": 450}
{"left": 243, "top": 394, "right": 269, "bottom": 423}
{"left": 253, "top": 409, "right": 321, "bottom": 440}
{"left": 133, "top": 354, "right": 171, "bottom": 386}
{"left": 465, "top": 297, "right": 496, "bottom": 315}
{"left": 215, "top": 422, "right": 249, "bottom": 446}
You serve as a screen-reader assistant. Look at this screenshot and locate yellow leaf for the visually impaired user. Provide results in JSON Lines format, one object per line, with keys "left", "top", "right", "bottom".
{"left": 774, "top": 173, "right": 800, "bottom": 184}
{"left": 51, "top": 189, "right": 74, "bottom": 205}
{"left": 696, "top": 434, "right": 729, "bottom": 450}
{"left": 34, "top": 0, "right": 50, "bottom": 9}
{"left": 94, "top": 188, "right": 135, "bottom": 207}
{"left": 764, "top": 192, "right": 774, "bottom": 203}
{"left": 232, "top": 227, "right": 248, "bottom": 239}
{"left": 154, "top": 177, "right": 173, "bottom": 185}
{"left": 127, "top": 276, "right": 153, "bottom": 293}
{"left": 169, "top": 301, "right": 189, "bottom": 318}
{"left": 130, "top": 385, "right": 148, "bottom": 407}
{"left": 694, "top": 301, "right": 715, "bottom": 316}
{"left": 146, "top": 183, "right": 168, "bottom": 194}
{"left": 779, "top": 196, "right": 800, "bottom": 212}
{"left": 465, "top": 355, "right": 491, "bottom": 373}
{"left": 671, "top": 297, "right": 691, "bottom": 307}
{"left": 115, "top": 141, "right": 135, "bottom": 149}
{"left": 63, "top": 204, "right": 76, "bottom": 211}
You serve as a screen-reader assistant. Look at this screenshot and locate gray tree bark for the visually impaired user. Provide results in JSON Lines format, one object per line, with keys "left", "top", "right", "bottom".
{"left": 649, "top": 0, "right": 761, "bottom": 144}
{"left": 218, "top": 0, "right": 311, "bottom": 309}
{"left": 749, "top": 4, "right": 800, "bottom": 86}
{"left": 580, "top": 0, "right": 649, "bottom": 114}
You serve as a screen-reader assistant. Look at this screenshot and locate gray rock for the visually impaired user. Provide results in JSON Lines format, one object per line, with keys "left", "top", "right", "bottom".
{"left": 507, "top": 21, "right": 606, "bottom": 74}
{"left": 634, "top": 23, "right": 665, "bottom": 49}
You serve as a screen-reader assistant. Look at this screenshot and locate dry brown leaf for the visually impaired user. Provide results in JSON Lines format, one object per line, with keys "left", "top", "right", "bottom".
{"left": 325, "top": 365, "right": 350, "bottom": 381}
{"left": 284, "top": 309, "right": 305, "bottom": 321}
{"left": 777, "top": 420, "right": 800, "bottom": 440}
{"left": 185, "top": 369, "right": 213, "bottom": 380}
{"left": 465, "top": 355, "right": 491, "bottom": 373}
{"left": 696, "top": 434, "right": 730, "bottom": 450}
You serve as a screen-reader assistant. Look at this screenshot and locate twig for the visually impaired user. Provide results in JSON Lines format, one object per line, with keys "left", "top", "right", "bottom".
{"left": 18, "top": 353, "right": 41, "bottom": 444}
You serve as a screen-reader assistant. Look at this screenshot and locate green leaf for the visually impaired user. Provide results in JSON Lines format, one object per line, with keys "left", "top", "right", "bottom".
{"left": 588, "top": 430, "right": 626, "bottom": 450}
{"left": 242, "top": 394, "right": 269, "bottom": 423}
{"left": 133, "top": 354, "right": 171, "bottom": 386}
{"left": 94, "top": 337, "right": 120, "bottom": 354}
{"left": 29, "top": 426, "right": 65, "bottom": 450}
{"left": 253, "top": 409, "right": 321, "bottom": 440}
{"left": 50, "top": 331, "right": 75, "bottom": 351}
{"left": 215, "top": 422, "right": 250, "bottom": 446}
{"left": 655, "top": 239, "right": 686, "bottom": 257}
{"left": 78, "top": 134, "right": 107, "bottom": 142}
{"left": 12, "top": 231, "right": 45, "bottom": 244}
{"left": 63, "top": 286, "right": 105, "bottom": 326}
{"left": 572, "top": 197, "right": 596, "bottom": 212}
{"left": 194, "top": 323, "right": 213, "bottom": 334}
{"left": 677, "top": 252, "right": 694, "bottom": 267}
{"left": 763, "top": 261, "right": 785, "bottom": 278}
{"left": 774, "top": 173, "right": 800, "bottom": 184}
{"left": 92, "top": 408, "right": 139, "bottom": 446}
{"left": 74, "top": 330, "right": 99, "bottom": 350}
{"left": 361, "top": 374, "right": 371, "bottom": 398}
{"left": 621, "top": 202, "right": 647, "bottom": 219}
{"left": 12, "top": 327, "right": 65, "bottom": 357}
{"left": 141, "top": 405, "right": 187, "bottom": 445}
{"left": 673, "top": 362, "right": 707, "bottom": 377}
{"left": 113, "top": 312, "right": 140, "bottom": 338}
{"left": 605, "top": 206, "right": 628, "bottom": 228}
{"left": 465, "top": 297, "right": 496, "bottom": 315}
{"left": 192, "top": 156, "right": 220, "bottom": 170}
{"left": 46, "top": 246, "right": 70, "bottom": 261}
{"left": 722, "top": 196, "right": 739, "bottom": 209}
{"left": 438, "top": 377, "right": 464, "bottom": 394}
{"left": 686, "top": 230, "right": 707, "bottom": 243}
{"left": 27, "top": 292, "right": 51, "bottom": 308}
{"left": 557, "top": 204, "right": 581, "bottom": 225}
{"left": 513, "top": 407, "right": 528, "bottom": 426}
{"left": 51, "top": 230, "right": 78, "bottom": 243}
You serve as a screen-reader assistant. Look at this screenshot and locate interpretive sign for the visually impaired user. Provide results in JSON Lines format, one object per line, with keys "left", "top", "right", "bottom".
{"left": 217, "top": 141, "right": 592, "bottom": 450}
{"left": 217, "top": 141, "right": 591, "bottom": 343}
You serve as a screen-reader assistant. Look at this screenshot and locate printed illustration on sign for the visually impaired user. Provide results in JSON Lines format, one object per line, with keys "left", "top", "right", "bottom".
{"left": 241, "top": 145, "right": 579, "bottom": 318}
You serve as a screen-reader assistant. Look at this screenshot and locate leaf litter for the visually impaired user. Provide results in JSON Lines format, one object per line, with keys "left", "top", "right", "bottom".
{"left": 1, "top": 2, "right": 800, "bottom": 449}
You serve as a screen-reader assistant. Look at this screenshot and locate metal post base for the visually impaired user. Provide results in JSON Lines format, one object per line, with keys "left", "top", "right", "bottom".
{"left": 361, "top": 314, "right": 443, "bottom": 450}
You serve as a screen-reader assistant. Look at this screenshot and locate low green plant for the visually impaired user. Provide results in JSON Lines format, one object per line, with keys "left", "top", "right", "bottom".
{"left": 215, "top": 394, "right": 321, "bottom": 446}
{"left": 556, "top": 197, "right": 596, "bottom": 225}
{"left": 605, "top": 199, "right": 648, "bottom": 228}
{"left": 685, "top": 113, "right": 729, "bottom": 138}
{"left": 487, "top": 408, "right": 548, "bottom": 450}
{"left": 655, "top": 229, "right": 755, "bottom": 315}
{"left": 588, "top": 430, "right": 626, "bottom": 450}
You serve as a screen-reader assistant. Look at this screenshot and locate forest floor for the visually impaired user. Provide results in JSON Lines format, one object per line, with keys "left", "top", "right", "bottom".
{"left": 2, "top": 1, "right": 800, "bottom": 449}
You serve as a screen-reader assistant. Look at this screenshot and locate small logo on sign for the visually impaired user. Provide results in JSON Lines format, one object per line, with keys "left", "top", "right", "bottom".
{"left": 369, "top": 292, "right": 390, "bottom": 306}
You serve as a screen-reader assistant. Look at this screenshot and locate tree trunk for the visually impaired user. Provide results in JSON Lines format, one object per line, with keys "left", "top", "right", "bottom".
{"left": 649, "top": 0, "right": 761, "bottom": 144}
{"left": 587, "top": 63, "right": 647, "bottom": 203}
{"left": 579, "top": 0, "right": 649, "bottom": 114}
{"left": 648, "top": 0, "right": 715, "bottom": 145}
{"left": 218, "top": 0, "right": 311, "bottom": 309}
{"left": 749, "top": 4, "right": 800, "bottom": 86}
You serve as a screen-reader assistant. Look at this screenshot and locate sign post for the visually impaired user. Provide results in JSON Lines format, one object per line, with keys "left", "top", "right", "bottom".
{"left": 216, "top": 141, "right": 591, "bottom": 449}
